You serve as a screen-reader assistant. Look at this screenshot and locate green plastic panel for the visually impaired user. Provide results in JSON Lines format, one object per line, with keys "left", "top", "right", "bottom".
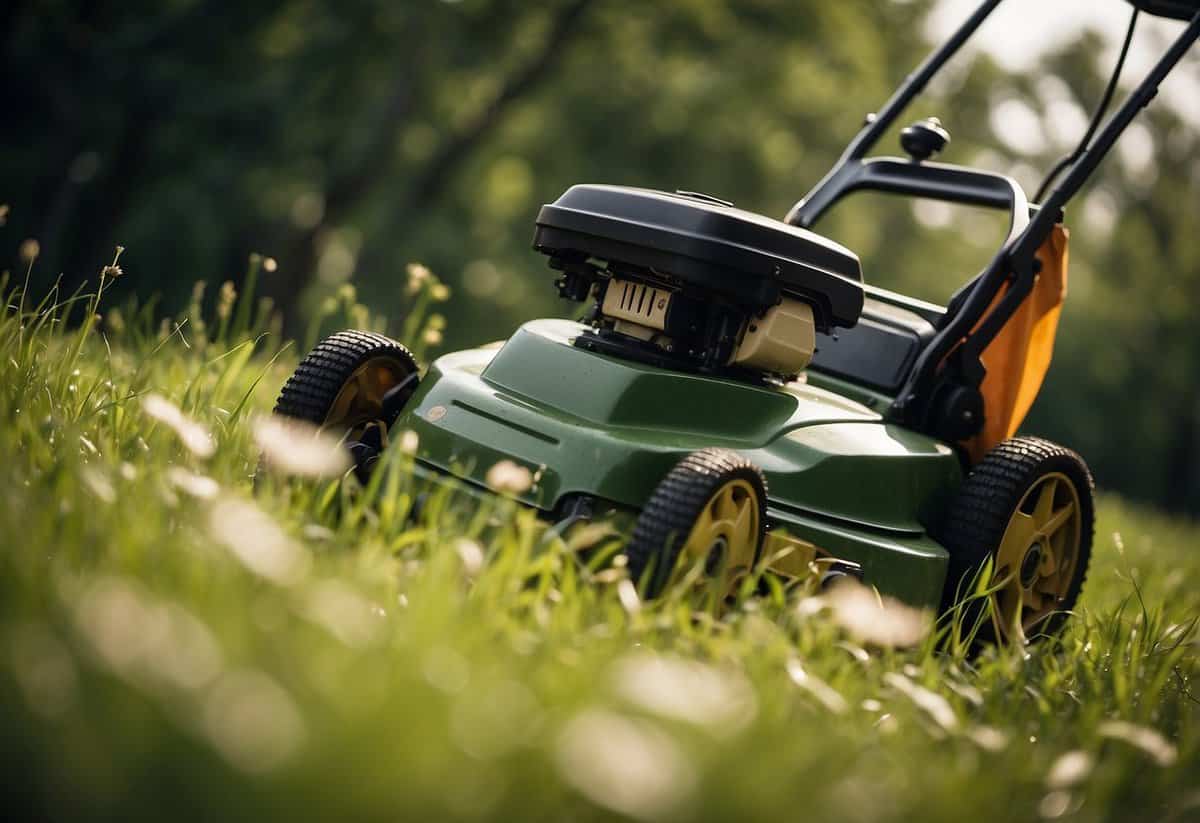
{"left": 393, "top": 319, "right": 963, "bottom": 607}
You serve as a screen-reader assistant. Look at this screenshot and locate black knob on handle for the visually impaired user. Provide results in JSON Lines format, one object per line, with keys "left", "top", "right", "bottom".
{"left": 900, "top": 117, "right": 950, "bottom": 162}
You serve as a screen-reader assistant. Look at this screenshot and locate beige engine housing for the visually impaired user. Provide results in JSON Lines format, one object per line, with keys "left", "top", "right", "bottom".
{"left": 731, "top": 298, "right": 816, "bottom": 375}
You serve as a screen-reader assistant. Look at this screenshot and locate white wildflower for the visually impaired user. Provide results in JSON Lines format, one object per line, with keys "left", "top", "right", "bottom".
{"left": 253, "top": 416, "right": 351, "bottom": 478}
{"left": 1039, "top": 790, "right": 1072, "bottom": 819}
{"left": 1098, "top": 721, "right": 1177, "bottom": 767}
{"left": 556, "top": 709, "right": 695, "bottom": 821}
{"left": 142, "top": 393, "right": 215, "bottom": 458}
{"left": 203, "top": 669, "right": 305, "bottom": 773}
{"left": 485, "top": 459, "right": 533, "bottom": 494}
{"left": 7, "top": 622, "right": 78, "bottom": 718}
{"left": 786, "top": 658, "right": 848, "bottom": 715}
{"left": 73, "top": 577, "right": 222, "bottom": 693}
{"left": 883, "top": 672, "right": 958, "bottom": 731}
{"left": 209, "top": 497, "right": 309, "bottom": 585}
{"left": 302, "top": 580, "right": 382, "bottom": 649}
{"left": 81, "top": 467, "right": 115, "bottom": 503}
{"left": 1047, "top": 750, "right": 1094, "bottom": 788}
{"left": 454, "top": 538, "right": 485, "bottom": 577}
{"left": 968, "top": 725, "right": 1010, "bottom": 752}
{"left": 406, "top": 262, "right": 433, "bottom": 295}
{"left": 166, "top": 467, "right": 220, "bottom": 499}
{"left": 824, "top": 580, "right": 931, "bottom": 648}
{"left": 616, "top": 578, "right": 641, "bottom": 614}
{"left": 397, "top": 429, "right": 419, "bottom": 455}
{"left": 612, "top": 652, "right": 757, "bottom": 736}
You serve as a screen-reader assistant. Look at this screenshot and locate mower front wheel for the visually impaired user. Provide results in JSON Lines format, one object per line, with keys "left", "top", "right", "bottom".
{"left": 270, "top": 330, "right": 419, "bottom": 480}
{"left": 625, "top": 448, "right": 767, "bottom": 599}
{"left": 938, "top": 436, "right": 1094, "bottom": 645}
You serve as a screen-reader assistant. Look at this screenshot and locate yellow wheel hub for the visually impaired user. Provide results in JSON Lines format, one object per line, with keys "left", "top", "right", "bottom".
{"left": 991, "top": 472, "right": 1082, "bottom": 640}
{"left": 677, "top": 478, "right": 761, "bottom": 596}
{"left": 324, "top": 356, "right": 411, "bottom": 436}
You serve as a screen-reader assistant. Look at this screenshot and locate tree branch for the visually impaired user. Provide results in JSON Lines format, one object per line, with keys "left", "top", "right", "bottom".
{"left": 399, "top": 0, "right": 594, "bottom": 212}
{"left": 273, "top": 0, "right": 595, "bottom": 327}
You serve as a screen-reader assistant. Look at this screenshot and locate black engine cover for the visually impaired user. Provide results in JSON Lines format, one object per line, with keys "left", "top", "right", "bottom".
{"left": 533, "top": 185, "right": 864, "bottom": 330}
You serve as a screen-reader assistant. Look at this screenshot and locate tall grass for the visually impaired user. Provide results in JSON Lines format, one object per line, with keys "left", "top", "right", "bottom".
{"left": 1, "top": 250, "right": 1197, "bottom": 822}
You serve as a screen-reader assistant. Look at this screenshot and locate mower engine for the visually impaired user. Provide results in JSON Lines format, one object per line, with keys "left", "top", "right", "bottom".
{"left": 533, "top": 185, "right": 865, "bottom": 381}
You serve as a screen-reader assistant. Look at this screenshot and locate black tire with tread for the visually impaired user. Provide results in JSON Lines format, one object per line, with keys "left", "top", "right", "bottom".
{"left": 938, "top": 435, "right": 1095, "bottom": 643}
{"left": 625, "top": 448, "right": 768, "bottom": 598}
{"left": 273, "top": 330, "right": 417, "bottom": 428}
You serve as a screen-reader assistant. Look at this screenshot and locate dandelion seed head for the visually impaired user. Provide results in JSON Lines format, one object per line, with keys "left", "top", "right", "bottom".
{"left": 422, "top": 327, "right": 444, "bottom": 346}
{"left": 19, "top": 238, "right": 41, "bottom": 262}
{"left": 263, "top": 257, "right": 278, "bottom": 272}
{"left": 253, "top": 416, "right": 351, "bottom": 478}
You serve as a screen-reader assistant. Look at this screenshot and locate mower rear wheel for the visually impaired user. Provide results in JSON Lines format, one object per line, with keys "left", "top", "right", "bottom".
{"left": 938, "top": 436, "right": 1094, "bottom": 645}
{"left": 625, "top": 448, "right": 767, "bottom": 599}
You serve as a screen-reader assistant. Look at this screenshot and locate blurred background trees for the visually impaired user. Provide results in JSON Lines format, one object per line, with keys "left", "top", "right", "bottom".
{"left": 2, "top": 0, "right": 1197, "bottom": 514}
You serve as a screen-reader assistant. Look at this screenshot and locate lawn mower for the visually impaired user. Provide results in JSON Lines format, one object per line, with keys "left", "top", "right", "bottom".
{"left": 271, "top": 0, "right": 1200, "bottom": 643}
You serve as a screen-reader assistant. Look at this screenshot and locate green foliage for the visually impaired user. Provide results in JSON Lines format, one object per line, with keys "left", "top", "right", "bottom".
{"left": 2, "top": 261, "right": 1200, "bottom": 820}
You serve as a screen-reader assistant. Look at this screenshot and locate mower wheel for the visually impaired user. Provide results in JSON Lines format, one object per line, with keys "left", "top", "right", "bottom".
{"left": 938, "top": 436, "right": 1094, "bottom": 645}
{"left": 267, "top": 331, "right": 419, "bottom": 484}
{"left": 625, "top": 448, "right": 767, "bottom": 599}
{"left": 274, "top": 330, "right": 418, "bottom": 433}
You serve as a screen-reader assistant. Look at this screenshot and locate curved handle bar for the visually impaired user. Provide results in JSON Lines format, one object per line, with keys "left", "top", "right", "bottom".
{"left": 786, "top": 157, "right": 1030, "bottom": 252}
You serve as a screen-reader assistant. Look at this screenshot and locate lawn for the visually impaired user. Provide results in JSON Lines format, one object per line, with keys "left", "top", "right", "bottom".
{"left": 1, "top": 260, "right": 1198, "bottom": 822}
